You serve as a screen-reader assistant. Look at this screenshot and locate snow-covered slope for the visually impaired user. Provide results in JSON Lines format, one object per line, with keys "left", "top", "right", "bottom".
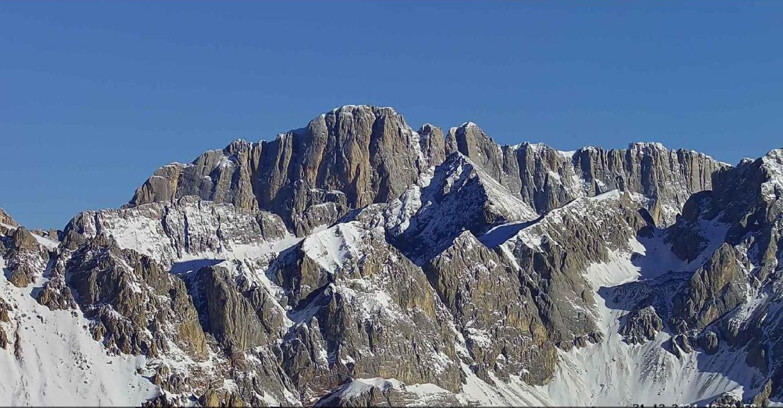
{"left": 538, "top": 243, "right": 760, "bottom": 406}
{"left": 0, "top": 258, "right": 157, "bottom": 406}
{"left": 68, "top": 197, "right": 297, "bottom": 268}
{"left": 333, "top": 232, "right": 765, "bottom": 407}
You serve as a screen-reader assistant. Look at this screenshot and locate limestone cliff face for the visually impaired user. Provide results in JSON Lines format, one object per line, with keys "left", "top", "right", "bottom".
{"left": 130, "top": 106, "right": 434, "bottom": 235}
{"left": 271, "top": 220, "right": 464, "bottom": 398}
{"left": 64, "top": 234, "right": 208, "bottom": 359}
{"left": 129, "top": 106, "right": 725, "bottom": 238}
{"left": 382, "top": 153, "right": 538, "bottom": 264}
{"left": 667, "top": 151, "right": 783, "bottom": 332}
{"left": 624, "top": 149, "right": 783, "bottom": 403}
{"left": 444, "top": 122, "right": 726, "bottom": 226}
{"left": 423, "top": 231, "right": 559, "bottom": 385}
{"left": 28, "top": 199, "right": 301, "bottom": 406}
{"left": 64, "top": 196, "right": 288, "bottom": 268}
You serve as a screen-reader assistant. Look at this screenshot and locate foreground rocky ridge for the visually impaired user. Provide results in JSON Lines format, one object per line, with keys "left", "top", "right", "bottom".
{"left": 2, "top": 105, "right": 782, "bottom": 406}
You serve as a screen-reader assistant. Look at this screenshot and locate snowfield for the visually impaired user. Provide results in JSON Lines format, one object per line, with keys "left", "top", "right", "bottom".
{"left": 304, "top": 228, "right": 769, "bottom": 407}
{"left": 0, "top": 258, "right": 157, "bottom": 406}
{"left": 453, "top": 236, "right": 764, "bottom": 406}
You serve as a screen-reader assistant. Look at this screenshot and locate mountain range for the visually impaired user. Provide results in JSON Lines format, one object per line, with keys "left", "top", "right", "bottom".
{"left": 1, "top": 105, "right": 781, "bottom": 407}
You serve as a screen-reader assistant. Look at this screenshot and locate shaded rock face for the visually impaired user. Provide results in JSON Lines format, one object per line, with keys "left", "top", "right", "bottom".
{"left": 500, "top": 192, "right": 651, "bottom": 347}
{"left": 424, "top": 231, "right": 558, "bottom": 385}
{"left": 568, "top": 143, "right": 723, "bottom": 226}
{"left": 699, "top": 330, "right": 720, "bottom": 355}
{"left": 178, "top": 261, "right": 298, "bottom": 407}
{"left": 0, "top": 296, "right": 12, "bottom": 349}
{"left": 187, "top": 263, "right": 285, "bottom": 353}
{"left": 619, "top": 305, "right": 664, "bottom": 345}
{"left": 672, "top": 243, "right": 747, "bottom": 331}
{"left": 385, "top": 153, "right": 538, "bottom": 263}
{"left": 665, "top": 156, "right": 777, "bottom": 339}
{"left": 420, "top": 191, "right": 652, "bottom": 386}
{"left": 417, "top": 123, "right": 446, "bottom": 168}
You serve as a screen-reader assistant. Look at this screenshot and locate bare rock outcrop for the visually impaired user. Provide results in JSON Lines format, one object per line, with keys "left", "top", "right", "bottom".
{"left": 0, "top": 208, "right": 18, "bottom": 228}
{"left": 445, "top": 123, "right": 725, "bottom": 226}
{"left": 130, "top": 106, "right": 435, "bottom": 235}
{"left": 2, "top": 226, "right": 50, "bottom": 287}
{"left": 64, "top": 234, "right": 208, "bottom": 358}
{"left": 272, "top": 220, "right": 464, "bottom": 397}
{"left": 619, "top": 305, "right": 664, "bottom": 344}
{"left": 128, "top": 106, "right": 725, "bottom": 240}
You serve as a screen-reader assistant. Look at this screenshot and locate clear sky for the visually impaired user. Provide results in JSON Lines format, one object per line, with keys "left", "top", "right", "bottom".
{"left": 2, "top": 1, "right": 782, "bottom": 229}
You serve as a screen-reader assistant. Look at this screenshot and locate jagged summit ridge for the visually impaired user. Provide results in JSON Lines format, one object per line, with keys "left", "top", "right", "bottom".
{"left": 130, "top": 105, "right": 727, "bottom": 234}
{"left": 130, "top": 105, "right": 431, "bottom": 236}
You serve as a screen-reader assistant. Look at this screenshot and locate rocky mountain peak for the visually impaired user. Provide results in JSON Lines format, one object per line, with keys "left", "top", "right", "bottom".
{"left": 129, "top": 105, "right": 434, "bottom": 236}
{"left": 681, "top": 147, "right": 783, "bottom": 230}
{"left": 127, "top": 105, "right": 729, "bottom": 234}
{"left": 760, "top": 148, "right": 783, "bottom": 202}
{"left": 383, "top": 151, "right": 538, "bottom": 264}
{"left": 446, "top": 120, "right": 496, "bottom": 151}
{"left": 418, "top": 122, "right": 438, "bottom": 134}
{"left": 627, "top": 141, "right": 668, "bottom": 151}
{"left": 327, "top": 104, "right": 401, "bottom": 117}
{"left": 0, "top": 208, "right": 17, "bottom": 228}
{"left": 9, "top": 226, "right": 38, "bottom": 252}
{"left": 7, "top": 105, "right": 783, "bottom": 406}
{"left": 223, "top": 138, "right": 252, "bottom": 155}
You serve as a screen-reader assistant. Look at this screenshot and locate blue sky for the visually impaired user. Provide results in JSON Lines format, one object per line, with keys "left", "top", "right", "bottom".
{"left": 2, "top": 1, "right": 782, "bottom": 229}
